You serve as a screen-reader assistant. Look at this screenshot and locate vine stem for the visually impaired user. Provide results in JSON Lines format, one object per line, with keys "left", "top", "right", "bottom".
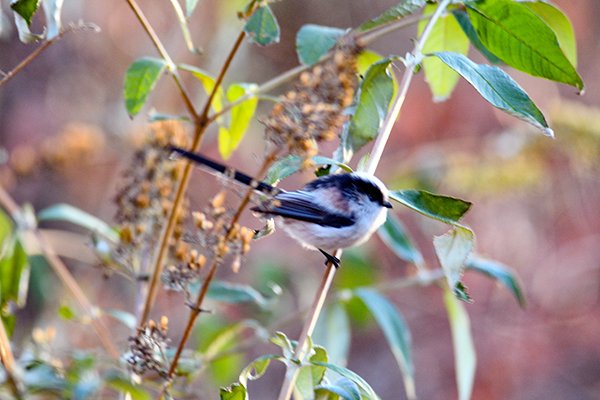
{"left": 276, "top": 2, "right": 452, "bottom": 399}
{"left": 0, "top": 187, "right": 119, "bottom": 359}
{"left": 159, "top": 149, "right": 279, "bottom": 397}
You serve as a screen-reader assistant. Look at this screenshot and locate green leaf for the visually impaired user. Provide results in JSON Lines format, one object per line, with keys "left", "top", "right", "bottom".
{"left": 466, "top": 0, "right": 583, "bottom": 90}
{"left": 433, "top": 52, "right": 553, "bottom": 136}
{"left": 294, "top": 366, "right": 316, "bottom": 400}
{"left": 244, "top": 5, "right": 280, "bottom": 46}
{"left": 347, "top": 58, "right": 394, "bottom": 153}
{"left": 123, "top": 57, "right": 167, "bottom": 117}
{"left": 238, "top": 354, "right": 282, "bottom": 387}
{"left": 466, "top": 256, "right": 525, "bottom": 307}
{"left": 266, "top": 155, "right": 352, "bottom": 185}
{"left": 444, "top": 287, "right": 476, "bottom": 400}
{"left": 178, "top": 64, "right": 225, "bottom": 113}
{"left": 311, "top": 362, "right": 378, "bottom": 400}
{"left": 220, "top": 383, "right": 247, "bottom": 400}
{"left": 296, "top": 24, "right": 346, "bottom": 66}
{"left": 148, "top": 111, "right": 192, "bottom": 123}
{"left": 433, "top": 227, "right": 474, "bottom": 298}
{"left": 313, "top": 302, "right": 351, "bottom": 366}
{"left": 38, "top": 203, "right": 119, "bottom": 243}
{"left": 523, "top": 1, "right": 577, "bottom": 67}
{"left": 105, "top": 375, "right": 151, "bottom": 400}
{"left": 270, "top": 331, "right": 295, "bottom": 359}
{"left": 358, "top": 0, "right": 426, "bottom": 32}
{"left": 218, "top": 84, "right": 258, "bottom": 159}
{"left": 316, "top": 378, "right": 361, "bottom": 400}
{"left": 169, "top": 0, "right": 199, "bottom": 54}
{"left": 0, "top": 239, "right": 30, "bottom": 310}
{"left": 186, "top": 0, "right": 200, "bottom": 17}
{"left": 58, "top": 304, "right": 77, "bottom": 321}
{"left": 10, "top": 0, "right": 40, "bottom": 26}
{"left": 378, "top": 213, "right": 424, "bottom": 268}
{"left": 310, "top": 346, "right": 328, "bottom": 385}
{"left": 354, "top": 288, "right": 414, "bottom": 399}
{"left": 192, "top": 280, "right": 270, "bottom": 308}
{"left": 419, "top": 4, "right": 470, "bottom": 101}
{"left": 452, "top": 9, "right": 502, "bottom": 64}
{"left": 389, "top": 189, "right": 472, "bottom": 225}
{"left": 104, "top": 308, "right": 137, "bottom": 329}
{"left": 42, "top": 0, "right": 64, "bottom": 40}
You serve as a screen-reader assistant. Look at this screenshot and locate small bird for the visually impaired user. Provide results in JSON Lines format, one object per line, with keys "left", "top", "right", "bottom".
{"left": 169, "top": 146, "right": 392, "bottom": 268}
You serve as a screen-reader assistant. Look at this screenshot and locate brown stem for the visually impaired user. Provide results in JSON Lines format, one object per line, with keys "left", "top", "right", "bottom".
{"left": 0, "top": 187, "right": 119, "bottom": 359}
{"left": 0, "top": 317, "right": 23, "bottom": 399}
{"left": 163, "top": 149, "right": 279, "bottom": 387}
{"left": 0, "top": 24, "right": 92, "bottom": 88}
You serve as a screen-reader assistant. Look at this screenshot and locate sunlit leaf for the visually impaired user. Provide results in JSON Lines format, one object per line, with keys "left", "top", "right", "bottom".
{"left": 311, "top": 362, "right": 378, "bottom": 400}
{"left": 0, "top": 236, "right": 29, "bottom": 311}
{"left": 296, "top": 24, "right": 346, "bottom": 66}
{"left": 390, "top": 189, "right": 471, "bottom": 225}
{"left": 523, "top": 1, "right": 577, "bottom": 67}
{"left": 244, "top": 5, "right": 280, "bottom": 46}
{"left": 58, "top": 304, "right": 76, "bottom": 320}
{"left": 38, "top": 203, "right": 119, "bottom": 243}
{"left": 313, "top": 302, "right": 351, "bottom": 366}
{"left": 434, "top": 226, "right": 474, "bottom": 298}
{"left": 452, "top": 9, "right": 501, "bottom": 64}
{"left": 238, "top": 354, "right": 283, "bottom": 387}
{"left": 466, "top": 0, "right": 583, "bottom": 90}
{"left": 466, "top": 256, "right": 526, "bottom": 307}
{"left": 266, "top": 155, "right": 352, "bottom": 185}
{"left": 218, "top": 83, "right": 258, "bottom": 159}
{"left": 220, "top": 383, "right": 247, "bottom": 400}
{"left": 294, "top": 366, "right": 315, "bottom": 400}
{"left": 270, "top": 331, "right": 294, "bottom": 359}
{"left": 123, "top": 57, "right": 167, "bottom": 117}
{"left": 42, "top": 0, "right": 63, "bottom": 40}
{"left": 178, "top": 64, "right": 225, "bottom": 114}
{"left": 316, "top": 377, "right": 361, "bottom": 400}
{"left": 378, "top": 213, "right": 424, "bottom": 268}
{"left": 419, "top": 4, "right": 470, "bottom": 101}
{"left": 354, "top": 288, "right": 414, "bottom": 399}
{"left": 444, "top": 287, "right": 476, "bottom": 400}
{"left": 10, "top": 0, "right": 40, "bottom": 26}
{"left": 358, "top": 0, "right": 426, "bottom": 32}
{"left": 12, "top": 9, "right": 43, "bottom": 42}
{"left": 433, "top": 52, "right": 553, "bottom": 136}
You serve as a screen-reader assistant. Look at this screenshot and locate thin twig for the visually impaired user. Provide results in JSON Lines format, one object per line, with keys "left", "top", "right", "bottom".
{"left": 0, "top": 187, "right": 119, "bottom": 359}
{"left": 0, "top": 315, "right": 23, "bottom": 399}
{"left": 0, "top": 24, "right": 95, "bottom": 88}
{"left": 356, "top": 13, "right": 426, "bottom": 47}
{"left": 277, "top": 2, "right": 452, "bottom": 399}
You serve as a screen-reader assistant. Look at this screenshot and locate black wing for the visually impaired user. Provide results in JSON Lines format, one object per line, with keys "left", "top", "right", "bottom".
{"left": 251, "top": 191, "right": 354, "bottom": 228}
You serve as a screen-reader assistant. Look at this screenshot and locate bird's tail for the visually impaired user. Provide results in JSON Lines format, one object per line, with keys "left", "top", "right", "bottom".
{"left": 167, "top": 146, "right": 279, "bottom": 195}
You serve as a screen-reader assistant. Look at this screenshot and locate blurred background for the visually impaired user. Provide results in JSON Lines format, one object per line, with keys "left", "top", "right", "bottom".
{"left": 1, "top": 0, "right": 600, "bottom": 399}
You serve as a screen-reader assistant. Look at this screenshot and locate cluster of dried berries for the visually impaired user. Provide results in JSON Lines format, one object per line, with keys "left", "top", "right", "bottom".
{"left": 113, "top": 121, "right": 189, "bottom": 274}
{"left": 263, "top": 37, "right": 362, "bottom": 167}
{"left": 1, "top": 123, "right": 106, "bottom": 190}
{"left": 127, "top": 317, "right": 170, "bottom": 377}
{"left": 161, "top": 191, "right": 254, "bottom": 292}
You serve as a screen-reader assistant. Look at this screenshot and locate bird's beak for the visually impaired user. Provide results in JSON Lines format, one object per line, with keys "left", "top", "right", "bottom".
{"left": 383, "top": 201, "right": 393, "bottom": 208}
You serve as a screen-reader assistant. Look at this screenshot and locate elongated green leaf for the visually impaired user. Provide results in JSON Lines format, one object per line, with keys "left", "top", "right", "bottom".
{"left": 266, "top": 155, "right": 352, "bottom": 185}
{"left": 316, "top": 378, "right": 361, "bottom": 400}
{"left": 296, "top": 24, "right": 346, "bottom": 66}
{"left": 294, "top": 365, "right": 316, "bottom": 400}
{"left": 452, "top": 10, "right": 501, "bottom": 64}
{"left": 205, "top": 280, "right": 270, "bottom": 308}
{"left": 419, "top": 5, "right": 470, "bottom": 101}
{"left": 123, "top": 57, "right": 167, "bottom": 117}
{"left": 378, "top": 213, "right": 424, "bottom": 268}
{"left": 466, "top": 0, "right": 583, "bottom": 90}
{"left": 434, "top": 227, "right": 474, "bottom": 300}
{"left": 310, "top": 346, "right": 328, "bottom": 386}
{"left": 444, "top": 287, "right": 476, "bottom": 400}
{"left": 178, "top": 64, "right": 225, "bottom": 113}
{"left": 169, "top": 0, "right": 199, "bottom": 53}
{"left": 433, "top": 52, "right": 553, "bottom": 136}
{"left": 238, "top": 354, "right": 283, "bottom": 387}
{"left": 313, "top": 302, "right": 351, "bottom": 366}
{"left": 42, "top": 0, "right": 64, "bottom": 40}
{"left": 523, "top": 1, "right": 577, "bottom": 67}
{"left": 354, "top": 288, "right": 414, "bottom": 399}
{"left": 358, "top": 0, "right": 426, "bottom": 31}
{"left": 220, "top": 383, "right": 247, "bottom": 400}
{"left": 10, "top": 0, "right": 40, "bottom": 26}
{"left": 390, "top": 189, "right": 471, "bottom": 225}
{"left": 466, "top": 256, "right": 525, "bottom": 307}
{"left": 0, "top": 239, "right": 30, "bottom": 310}
{"left": 105, "top": 375, "right": 151, "bottom": 400}
{"left": 312, "top": 362, "right": 378, "bottom": 400}
{"left": 244, "top": 5, "right": 280, "bottom": 46}
{"left": 38, "top": 203, "right": 119, "bottom": 243}
{"left": 218, "top": 84, "right": 258, "bottom": 159}
{"left": 104, "top": 308, "right": 137, "bottom": 329}
{"left": 347, "top": 58, "right": 394, "bottom": 152}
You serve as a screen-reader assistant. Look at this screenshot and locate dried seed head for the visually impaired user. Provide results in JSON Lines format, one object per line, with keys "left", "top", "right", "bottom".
{"left": 127, "top": 319, "right": 170, "bottom": 378}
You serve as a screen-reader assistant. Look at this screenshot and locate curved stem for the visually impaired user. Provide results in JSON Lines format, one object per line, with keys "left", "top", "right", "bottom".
{"left": 276, "top": 1, "right": 452, "bottom": 399}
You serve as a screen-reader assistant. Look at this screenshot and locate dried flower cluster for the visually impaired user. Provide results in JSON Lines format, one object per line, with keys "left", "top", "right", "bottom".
{"left": 127, "top": 317, "right": 170, "bottom": 377}
{"left": 263, "top": 37, "right": 362, "bottom": 167}
{"left": 113, "top": 121, "right": 189, "bottom": 275}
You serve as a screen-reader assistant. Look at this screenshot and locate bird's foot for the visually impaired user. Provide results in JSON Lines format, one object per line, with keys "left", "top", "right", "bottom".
{"left": 318, "top": 249, "right": 340, "bottom": 269}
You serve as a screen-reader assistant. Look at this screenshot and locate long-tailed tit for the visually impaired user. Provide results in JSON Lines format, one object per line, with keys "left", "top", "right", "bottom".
{"left": 169, "top": 146, "right": 392, "bottom": 268}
